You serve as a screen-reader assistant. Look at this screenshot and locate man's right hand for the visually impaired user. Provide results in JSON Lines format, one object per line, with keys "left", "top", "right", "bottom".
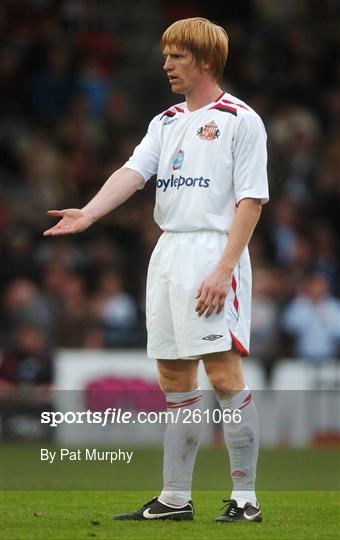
{"left": 43, "top": 209, "right": 95, "bottom": 236}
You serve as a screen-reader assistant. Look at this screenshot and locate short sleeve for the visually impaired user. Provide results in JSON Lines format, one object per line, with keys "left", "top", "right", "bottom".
{"left": 232, "top": 113, "right": 269, "bottom": 205}
{"left": 123, "top": 116, "right": 161, "bottom": 187}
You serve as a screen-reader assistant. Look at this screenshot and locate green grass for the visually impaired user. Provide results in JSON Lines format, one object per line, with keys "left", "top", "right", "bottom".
{"left": 1, "top": 444, "right": 339, "bottom": 490}
{"left": 1, "top": 490, "right": 339, "bottom": 539}
{"left": 1, "top": 444, "right": 340, "bottom": 539}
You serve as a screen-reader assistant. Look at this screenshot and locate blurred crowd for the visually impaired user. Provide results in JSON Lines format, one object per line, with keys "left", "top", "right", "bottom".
{"left": 0, "top": 0, "right": 339, "bottom": 387}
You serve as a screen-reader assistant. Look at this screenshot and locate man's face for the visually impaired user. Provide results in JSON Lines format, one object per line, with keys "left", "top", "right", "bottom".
{"left": 163, "top": 45, "right": 205, "bottom": 95}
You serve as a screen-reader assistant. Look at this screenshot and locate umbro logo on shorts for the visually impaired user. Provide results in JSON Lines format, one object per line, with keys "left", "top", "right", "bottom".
{"left": 202, "top": 334, "right": 223, "bottom": 341}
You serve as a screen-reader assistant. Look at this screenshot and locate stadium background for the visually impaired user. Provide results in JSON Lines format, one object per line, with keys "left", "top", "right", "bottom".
{"left": 0, "top": 0, "right": 339, "bottom": 472}
{"left": 1, "top": 0, "right": 339, "bottom": 358}
{"left": 1, "top": 2, "right": 339, "bottom": 539}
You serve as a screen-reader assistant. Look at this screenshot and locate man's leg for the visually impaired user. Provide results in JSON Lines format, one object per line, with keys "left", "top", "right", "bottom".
{"left": 203, "top": 349, "right": 261, "bottom": 520}
{"left": 157, "top": 358, "right": 202, "bottom": 507}
{"left": 114, "top": 358, "right": 201, "bottom": 521}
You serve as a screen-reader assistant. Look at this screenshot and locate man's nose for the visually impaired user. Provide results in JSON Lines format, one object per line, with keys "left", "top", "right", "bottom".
{"left": 163, "top": 57, "right": 173, "bottom": 71}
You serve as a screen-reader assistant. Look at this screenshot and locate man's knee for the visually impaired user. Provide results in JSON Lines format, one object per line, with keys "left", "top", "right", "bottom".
{"left": 203, "top": 349, "right": 245, "bottom": 398}
{"left": 157, "top": 359, "right": 198, "bottom": 393}
{"left": 208, "top": 374, "right": 228, "bottom": 392}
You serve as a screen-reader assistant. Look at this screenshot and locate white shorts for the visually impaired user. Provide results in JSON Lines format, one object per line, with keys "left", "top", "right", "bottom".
{"left": 146, "top": 231, "right": 252, "bottom": 360}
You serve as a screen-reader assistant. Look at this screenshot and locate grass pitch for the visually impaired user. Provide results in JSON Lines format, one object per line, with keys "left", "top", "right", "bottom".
{"left": 1, "top": 445, "right": 339, "bottom": 539}
{"left": 2, "top": 490, "right": 339, "bottom": 539}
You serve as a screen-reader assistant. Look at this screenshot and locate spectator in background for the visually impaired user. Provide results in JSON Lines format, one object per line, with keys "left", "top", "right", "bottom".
{"left": 271, "top": 197, "right": 299, "bottom": 267}
{"left": 78, "top": 56, "right": 111, "bottom": 119}
{"left": 40, "top": 263, "right": 70, "bottom": 318}
{"left": 54, "top": 271, "right": 97, "bottom": 348}
{"left": 268, "top": 104, "right": 320, "bottom": 203}
{"left": 311, "top": 222, "right": 338, "bottom": 294}
{"left": 82, "top": 322, "right": 105, "bottom": 350}
{"left": 28, "top": 43, "right": 77, "bottom": 125}
{"left": 3, "top": 278, "right": 54, "bottom": 340}
{"left": 0, "top": 323, "right": 53, "bottom": 388}
{"left": 281, "top": 273, "right": 340, "bottom": 361}
{"left": 91, "top": 269, "right": 138, "bottom": 347}
{"left": 287, "top": 233, "right": 313, "bottom": 289}
{"left": 1, "top": 227, "right": 37, "bottom": 284}
{"left": 250, "top": 267, "right": 279, "bottom": 362}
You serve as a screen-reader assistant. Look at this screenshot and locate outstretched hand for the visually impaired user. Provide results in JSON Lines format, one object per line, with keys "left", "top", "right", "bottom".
{"left": 43, "top": 209, "right": 94, "bottom": 236}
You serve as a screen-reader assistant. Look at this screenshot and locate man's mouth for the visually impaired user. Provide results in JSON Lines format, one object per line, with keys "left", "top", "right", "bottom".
{"left": 168, "top": 76, "right": 179, "bottom": 84}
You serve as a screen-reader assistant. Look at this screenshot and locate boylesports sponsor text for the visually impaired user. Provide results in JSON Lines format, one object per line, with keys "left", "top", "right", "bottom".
{"left": 156, "top": 174, "right": 210, "bottom": 192}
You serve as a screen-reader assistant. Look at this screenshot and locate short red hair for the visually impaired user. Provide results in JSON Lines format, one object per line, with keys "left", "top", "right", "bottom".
{"left": 161, "top": 17, "right": 229, "bottom": 83}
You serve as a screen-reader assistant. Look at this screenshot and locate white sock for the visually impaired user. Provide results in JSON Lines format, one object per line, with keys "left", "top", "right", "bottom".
{"left": 218, "top": 386, "right": 259, "bottom": 508}
{"left": 158, "top": 388, "right": 202, "bottom": 507}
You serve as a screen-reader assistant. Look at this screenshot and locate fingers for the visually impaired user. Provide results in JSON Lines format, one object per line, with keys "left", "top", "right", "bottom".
{"left": 47, "top": 210, "right": 65, "bottom": 217}
{"left": 43, "top": 224, "right": 77, "bottom": 236}
{"left": 44, "top": 209, "right": 79, "bottom": 236}
{"left": 196, "top": 289, "right": 216, "bottom": 317}
{"left": 195, "top": 285, "right": 202, "bottom": 299}
{"left": 44, "top": 210, "right": 66, "bottom": 234}
{"left": 216, "top": 300, "right": 226, "bottom": 315}
{"left": 43, "top": 227, "right": 73, "bottom": 236}
{"left": 195, "top": 286, "right": 226, "bottom": 317}
{"left": 195, "top": 287, "right": 209, "bottom": 316}
{"left": 205, "top": 295, "right": 220, "bottom": 318}
{"left": 196, "top": 296, "right": 212, "bottom": 317}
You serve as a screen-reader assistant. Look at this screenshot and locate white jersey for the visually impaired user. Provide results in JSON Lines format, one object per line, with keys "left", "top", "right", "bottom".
{"left": 124, "top": 91, "right": 269, "bottom": 233}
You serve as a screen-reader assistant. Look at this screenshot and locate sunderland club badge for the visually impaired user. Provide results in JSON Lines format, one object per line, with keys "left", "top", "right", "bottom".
{"left": 197, "top": 120, "right": 220, "bottom": 140}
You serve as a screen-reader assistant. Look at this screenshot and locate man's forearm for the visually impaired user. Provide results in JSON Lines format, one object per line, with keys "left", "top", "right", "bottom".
{"left": 217, "top": 198, "right": 262, "bottom": 275}
{"left": 81, "top": 167, "right": 144, "bottom": 223}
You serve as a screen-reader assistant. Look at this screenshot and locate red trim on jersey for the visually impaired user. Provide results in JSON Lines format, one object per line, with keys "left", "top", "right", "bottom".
{"left": 222, "top": 98, "right": 249, "bottom": 111}
{"left": 209, "top": 103, "right": 237, "bottom": 114}
{"left": 214, "top": 91, "right": 225, "bottom": 102}
{"left": 161, "top": 109, "right": 176, "bottom": 119}
{"left": 230, "top": 331, "right": 249, "bottom": 357}
{"left": 166, "top": 395, "right": 202, "bottom": 409}
{"left": 161, "top": 105, "right": 185, "bottom": 120}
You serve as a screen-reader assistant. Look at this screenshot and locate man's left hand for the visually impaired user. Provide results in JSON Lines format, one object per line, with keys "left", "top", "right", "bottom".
{"left": 195, "top": 269, "right": 232, "bottom": 317}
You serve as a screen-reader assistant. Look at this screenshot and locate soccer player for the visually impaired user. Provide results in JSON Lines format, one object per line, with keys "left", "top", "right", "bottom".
{"left": 44, "top": 18, "right": 268, "bottom": 523}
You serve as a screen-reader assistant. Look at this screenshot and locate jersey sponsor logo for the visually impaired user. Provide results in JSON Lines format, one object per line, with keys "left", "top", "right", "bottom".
{"left": 172, "top": 149, "right": 184, "bottom": 170}
{"left": 197, "top": 120, "right": 220, "bottom": 140}
{"left": 156, "top": 174, "right": 210, "bottom": 192}
{"left": 202, "top": 334, "right": 223, "bottom": 341}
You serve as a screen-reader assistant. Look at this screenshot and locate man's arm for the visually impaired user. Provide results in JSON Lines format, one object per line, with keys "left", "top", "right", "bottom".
{"left": 195, "top": 198, "right": 262, "bottom": 317}
{"left": 43, "top": 167, "right": 144, "bottom": 236}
